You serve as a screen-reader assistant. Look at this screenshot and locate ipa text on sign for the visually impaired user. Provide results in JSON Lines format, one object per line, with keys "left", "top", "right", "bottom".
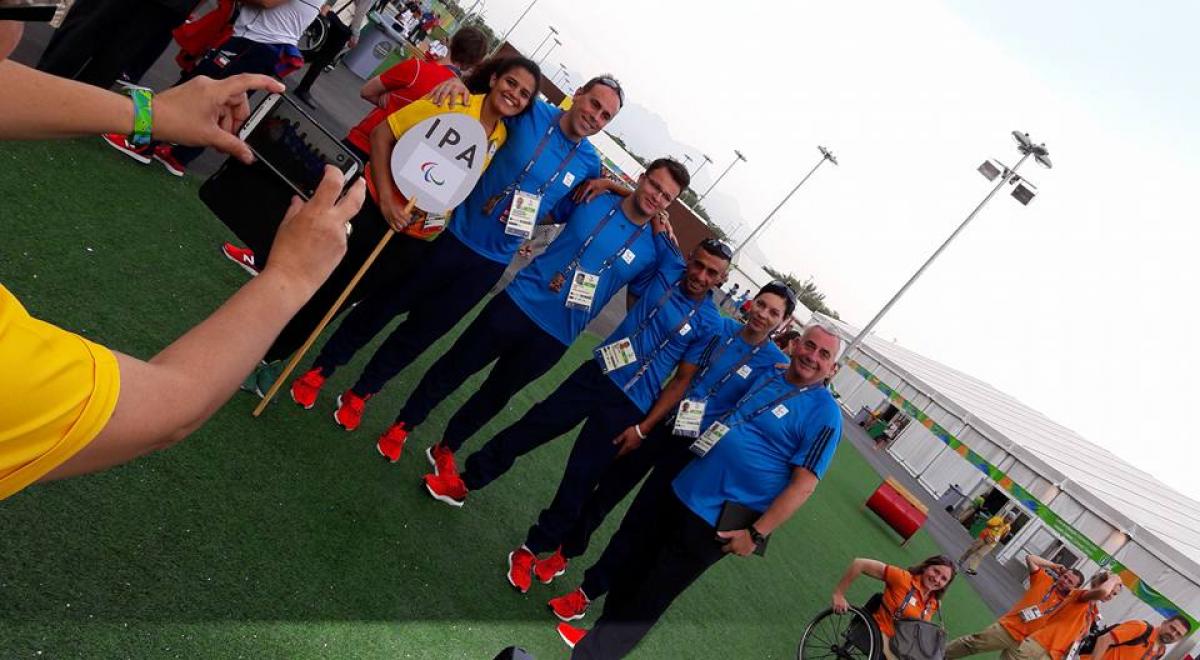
{"left": 391, "top": 112, "right": 489, "bottom": 214}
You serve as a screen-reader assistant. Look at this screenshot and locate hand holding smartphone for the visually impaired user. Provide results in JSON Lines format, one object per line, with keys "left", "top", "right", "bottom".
{"left": 238, "top": 93, "right": 362, "bottom": 200}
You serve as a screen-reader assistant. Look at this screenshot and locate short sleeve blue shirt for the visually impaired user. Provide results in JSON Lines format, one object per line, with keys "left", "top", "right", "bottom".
{"left": 672, "top": 367, "right": 843, "bottom": 526}
{"left": 684, "top": 318, "right": 789, "bottom": 425}
{"left": 448, "top": 100, "right": 602, "bottom": 264}
{"left": 594, "top": 249, "right": 724, "bottom": 413}
{"left": 507, "top": 193, "right": 666, "bottom": 346}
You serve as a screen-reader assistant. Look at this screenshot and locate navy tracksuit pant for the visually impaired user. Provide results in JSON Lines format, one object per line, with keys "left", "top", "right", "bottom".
{"left": 460, "top": 361, "right": 643, "bottom": 554}
{"left": 311, "top": 232, "right": 507, "bottom": 394}
{"left": 393, "top": 291, "right": 571, "bottom": 450}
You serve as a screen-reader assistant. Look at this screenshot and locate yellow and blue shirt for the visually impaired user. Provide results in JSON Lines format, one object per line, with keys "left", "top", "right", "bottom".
{"left": 0, "top": 285, "right": 120, "bottom": 499}
{"left": 506, "top": 192, "right": 670, "bottom": 346}
{"left": 448, "top": 99, "right": 602, "bottom": 264}
{"left": 672, "top": 365, "right": 842, "bottom": 526}
{"left": 594, "top": 250, "right": 723, "bottom": 413}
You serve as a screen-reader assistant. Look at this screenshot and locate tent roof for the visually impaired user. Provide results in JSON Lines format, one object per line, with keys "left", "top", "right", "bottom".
{"left": 816, "top": 314, "right": 1200, "bottom": 577}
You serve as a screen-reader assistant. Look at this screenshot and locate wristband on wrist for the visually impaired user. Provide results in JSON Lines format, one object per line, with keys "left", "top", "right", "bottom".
{"left": 634, "top": 424, "right": 645, "bottom": 440}
{"left": 128, "top": 87, "right": 154, "bottom": 146}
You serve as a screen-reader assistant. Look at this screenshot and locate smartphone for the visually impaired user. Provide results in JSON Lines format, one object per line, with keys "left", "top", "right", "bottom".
{"left": 0, "top": 0, "right": 57, "bottom": 21}
{"left": 238, "top": 93, "right": 362, "bottom": 200}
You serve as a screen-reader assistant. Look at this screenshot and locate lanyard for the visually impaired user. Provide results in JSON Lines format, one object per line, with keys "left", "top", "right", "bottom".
{"left": 556, "top": 199, "right": 647, "bottom": 280}
{"left": 618, "top": 283, "right": 705, "bottom": 392}
{"left": 499, "top": 119, "right": 581, "bottom": 201}
{"left": 711, "top": 368, "right": 816, "bottom": 430}
{"left": 692, "top": 332, "right": 767, "bottom": 402}
{"left": 893, "top": 586, "right": 936, "bottom": 621}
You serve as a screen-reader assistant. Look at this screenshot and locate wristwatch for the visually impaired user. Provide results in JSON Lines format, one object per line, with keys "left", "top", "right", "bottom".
{"left": 747, "top": 525, "right": 765, "bottom": 546}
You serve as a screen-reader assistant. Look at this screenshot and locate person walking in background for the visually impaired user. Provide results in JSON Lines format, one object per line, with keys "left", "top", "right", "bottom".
{"left": 946, "top": 554, "right": 1082, "bottom": 658}
{"left": 292, "top": 0, "right": 371, "bottom": 107}
{"left": 959, "top": 511, "right": 1016, "bottom": 575}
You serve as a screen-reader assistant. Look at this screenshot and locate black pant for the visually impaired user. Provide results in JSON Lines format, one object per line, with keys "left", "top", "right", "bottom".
{"left": 295, "top": 14, "right": 353, "bottom": 95}
{"left": 393, "top": 291, "right": 570, "bottom": 450}
{"left": 572, "top": 494, "right": 726, "bottom": 659}
{"left": 570, "top": 430, "right": 696, "bottom": 599}
{"left": 314, "top": 233, "right": 507, "bottom": 395}
{"left": 460, "top": 361, "right": 643, "bottom": 554}
{"left": 262, "top": 198, "right": 430, "bottom": 363}
{"left": 200, "top": 139, "right": 369, "bottom": 269}
{"left": 37, "top": 0, "right": 189, "bottom": 89}
{"left": 169, "top": 37, "right": 285, "bottom": 166}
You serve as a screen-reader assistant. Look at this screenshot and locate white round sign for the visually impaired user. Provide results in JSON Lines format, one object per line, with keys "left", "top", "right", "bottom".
{"left": 390, "top": 112, "right": 490, "bottom": 214}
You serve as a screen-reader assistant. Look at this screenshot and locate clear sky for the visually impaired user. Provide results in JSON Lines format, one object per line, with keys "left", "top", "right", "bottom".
{"left": 478, "top": 0, "right": 1200, "bottom": 501}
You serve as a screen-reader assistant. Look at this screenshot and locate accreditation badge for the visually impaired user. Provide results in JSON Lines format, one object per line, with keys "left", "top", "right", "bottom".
{"left": 423, "top": 212, "right": 448, "bottom": 231}
{"left": 1018, "top": 606, "right": 1042, "bottom": 622}
{"left": 503, "top": 190, "right": 541, "bottom": 238}
{"left": 565, "top": 271, "right": 600, "bottom": 311}
{"left": 596, "top": 337, "right": 638, "bottom": 374}
{"left": 673, "top": 399, "right": 707, "bottom": 438}
{"left": 689, "top": 421, "right": 729, "bottom": 457}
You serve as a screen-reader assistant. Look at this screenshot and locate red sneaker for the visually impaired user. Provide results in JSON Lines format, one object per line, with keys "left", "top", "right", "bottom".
{"left": 425, "top": 443, "right": 457, "bottom": 476}
{"left": 548, "top": 587, "right": 590, "bottom": 622}
{"left": 221, "top": 242, "right": 260, "bottom": 276}
{"left": 534, "top": 547, "right": 569, "bottom": 584}
{"left": 507, "top": 546, "right": 536, "bottom": 593}
{"left": 376, "top": 422, "right": 408, "bottom": 462}
{"left": 101, "top": 133, "right": 152, "bottom": 164}
{"left": 423, "top": 472, "right": 467, "bottom": 507}
{"left": 556, "top": 622, "right": 587, "bottom": 649}
{"left": 152, "top": 144, "right": 186, "bottom": 177}
{"left": 333, "top": 390, "right": 371, "bottom": 431}
{"left": 289, "top": 368, "right": 326, "bottom": 410}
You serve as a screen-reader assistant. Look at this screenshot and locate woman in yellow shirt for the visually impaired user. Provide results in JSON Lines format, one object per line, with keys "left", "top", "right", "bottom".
{"left": 0, "top": 18, "right": 365, "bottom": 499}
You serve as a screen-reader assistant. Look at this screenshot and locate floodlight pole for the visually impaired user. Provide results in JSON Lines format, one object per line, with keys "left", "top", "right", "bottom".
{"left": 538, "top": 38, "right": 561, "bottom": 65}
{"left": 530, "top": 25, "right": 558, "bottom": 59}
{"left": 691, "top": 154, "right": 713, "bottom": 179}
{"left": 492, "top": 0, "right": 538, "bottom": 55}
{"left": 732, "top": 146, "right": 836, "bottom": 260}
{"left": 697, "top": 150, "right": 747, "bottom": 202}
{"left": 840, "top": 145, "right": 1037, "bottom": 363}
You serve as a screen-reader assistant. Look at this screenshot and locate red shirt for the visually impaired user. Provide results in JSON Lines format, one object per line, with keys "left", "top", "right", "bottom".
{"left": 345, "top": 57, "right": 458, "bottom": 153}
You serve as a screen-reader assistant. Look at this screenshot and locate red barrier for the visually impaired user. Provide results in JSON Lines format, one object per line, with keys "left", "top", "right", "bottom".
{"left": 866, "top": 478, "right": 928, "bottom": 545}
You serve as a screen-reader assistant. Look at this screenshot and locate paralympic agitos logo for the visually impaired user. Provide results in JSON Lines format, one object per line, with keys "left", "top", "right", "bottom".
{"left": 420, "top": 161, "right": 445, "bottom": 186}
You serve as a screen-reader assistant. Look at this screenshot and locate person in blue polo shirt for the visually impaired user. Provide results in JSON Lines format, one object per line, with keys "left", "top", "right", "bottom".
{"left": 281, "top": 75, "right": 625, "bottom": 430}
{"left": 371, "top": 158, "right": 691, "bottom": 467}
{"left": 545, "top": 281, "right": 797, "bottom": 621}
{"left": 423, "top": 240, "right": 733, "bottom": 587}
{"left": 562, "top": 322, "right": 844, "bottom": 657}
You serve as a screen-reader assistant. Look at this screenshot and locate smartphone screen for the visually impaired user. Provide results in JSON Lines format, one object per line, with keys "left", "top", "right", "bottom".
{"left": 0, "top": 0, "right": 58, "bottom": 21}
{"left": 242, "top": 94, "right": 361, "bottom": 200}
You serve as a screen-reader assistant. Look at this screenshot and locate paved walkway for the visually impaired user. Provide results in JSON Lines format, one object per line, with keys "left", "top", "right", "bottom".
{"left": 841, "top": 413, "right": 1024, "bottom": 615}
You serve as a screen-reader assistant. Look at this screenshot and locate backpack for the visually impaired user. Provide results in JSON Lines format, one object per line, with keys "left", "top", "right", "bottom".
{"left": 1078, "top": 621, "right": 1153, "bottom": 656}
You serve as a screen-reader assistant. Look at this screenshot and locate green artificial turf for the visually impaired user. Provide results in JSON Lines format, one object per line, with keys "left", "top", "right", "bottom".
{"left": 1, "top": 139, "right": 1000, "bottom": 658}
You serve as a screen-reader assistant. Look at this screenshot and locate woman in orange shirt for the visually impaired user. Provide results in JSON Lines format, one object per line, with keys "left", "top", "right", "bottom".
{"left": 832, "top": 555, "right": 957, "bottom": 659}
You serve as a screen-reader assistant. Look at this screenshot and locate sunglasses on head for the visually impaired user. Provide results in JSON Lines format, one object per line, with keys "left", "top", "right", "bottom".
{"left": 700, "top": 238, "right": 733, "bottom": 260}
{"left": 587, "top": 76, "right": 625, "bottom": 107}
{"left": 764, "top": 279, "right": 798, "bottom": 306}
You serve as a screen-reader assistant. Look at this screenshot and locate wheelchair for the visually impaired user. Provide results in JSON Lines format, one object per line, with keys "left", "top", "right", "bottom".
{"left": 797, "top": 594, "right": 884, "bottom": 660}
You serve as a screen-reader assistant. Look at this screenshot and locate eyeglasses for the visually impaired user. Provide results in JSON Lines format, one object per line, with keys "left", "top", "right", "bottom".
{"left": 587, "top": 76, "right": 625, "bottom": 107}
{"left": 700, "top": 238, "right": 733, "bottom": 260}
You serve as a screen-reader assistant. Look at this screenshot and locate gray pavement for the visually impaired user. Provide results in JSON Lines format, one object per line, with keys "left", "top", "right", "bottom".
{"left": 841, "top": 413, "right": 1025, "bottom": 616}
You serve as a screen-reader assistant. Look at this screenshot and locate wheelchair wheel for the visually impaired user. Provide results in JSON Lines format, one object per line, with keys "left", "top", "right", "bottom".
{"left": 299, "top": 16, "right": 330, "bottom": 56}
{"left": 797, "top": 607, "right": 881, "bottom": 660}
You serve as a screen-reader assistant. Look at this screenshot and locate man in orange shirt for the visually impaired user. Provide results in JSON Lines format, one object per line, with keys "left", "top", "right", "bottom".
{"left": 947, "top": 554, "right": 1083, "bottom": 658}
{"left": 1087, "top": 616, "right": 1190, "bottom": 660}
{"left": 1006, "top": 570, "right": 1124, "bottom": 660}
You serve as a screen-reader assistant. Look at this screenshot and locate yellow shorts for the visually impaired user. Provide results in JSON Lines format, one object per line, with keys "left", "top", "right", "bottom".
{"left": 0, "top": 285, "right": 121, "bottom": 499}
